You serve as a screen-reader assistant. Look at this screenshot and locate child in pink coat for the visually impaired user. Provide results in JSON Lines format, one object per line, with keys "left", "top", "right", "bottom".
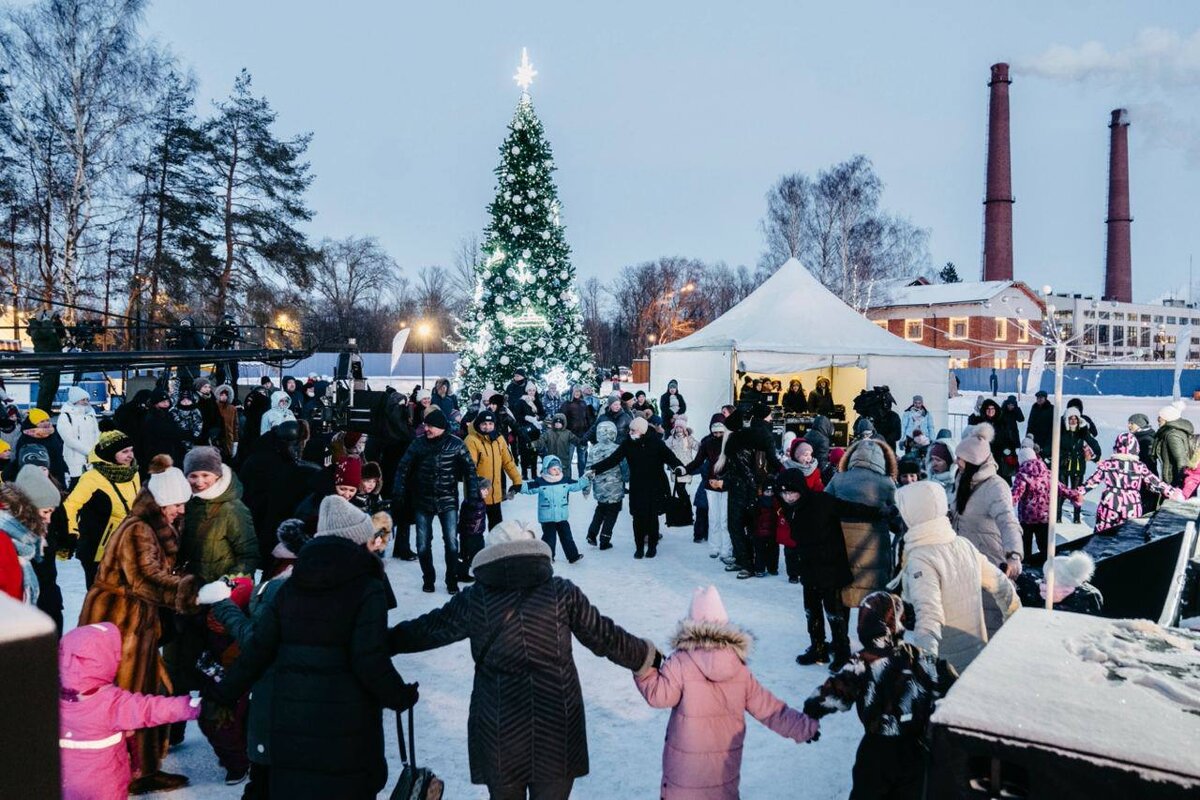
{"left": 59, "top": 622, "right": 201, "bottom": 800}
{"left": 635, "top": 585, "right": 819, "bottom": 799}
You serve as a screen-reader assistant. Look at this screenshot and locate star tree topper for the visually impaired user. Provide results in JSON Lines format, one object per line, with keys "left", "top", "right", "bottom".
{"left": 514, "top": 47, "right": 538, "bottom": 93}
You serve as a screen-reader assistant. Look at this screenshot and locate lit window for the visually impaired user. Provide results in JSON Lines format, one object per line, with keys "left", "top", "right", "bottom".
{"left": 993, "top": 352, "right": 1008, "bottom": 369}
{"left": 1017, "top": 319, "right": 1029, "bottom": 343}
{"left": 948, "top": 317, "right": 968, "bottom": 340}
{"left": 994, "top": 318, "right": 1007, "bottom": 341}
{"left": 905, "top": 319, "right": 923, "bottom": 341}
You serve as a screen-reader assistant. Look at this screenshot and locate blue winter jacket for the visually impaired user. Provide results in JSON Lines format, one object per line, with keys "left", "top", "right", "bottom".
{"left": 520, "top": 456, "right": 589, "bottom": 523}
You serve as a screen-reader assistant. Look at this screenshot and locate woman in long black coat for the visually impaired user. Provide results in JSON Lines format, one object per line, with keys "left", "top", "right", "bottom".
{"left": 388, "top": 521, "right": 654, "bottom": 799}
{"left": 589, "top": 417, "right": 685, "bottom": 558}
{"left": 218, "top": 495, "right": 418, "bottom": 799}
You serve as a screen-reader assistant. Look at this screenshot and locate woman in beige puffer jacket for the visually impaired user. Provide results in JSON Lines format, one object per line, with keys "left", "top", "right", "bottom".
{"left": 952, "top": 423, "right": 1023, "bottom": 636}
{"left": 895, "top": 480, "right": 1018, "bottom": 672}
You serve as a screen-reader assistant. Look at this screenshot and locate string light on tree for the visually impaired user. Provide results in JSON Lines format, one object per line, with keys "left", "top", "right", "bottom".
{"left": 453, "top": 48, "right": 595, "bottom": 391}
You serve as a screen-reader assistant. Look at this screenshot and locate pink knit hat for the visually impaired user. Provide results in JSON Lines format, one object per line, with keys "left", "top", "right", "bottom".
{"left": 688, "top": 585, "right": 729, "bottom": 624}
{"left": 956, "top": 423, "right": 994, "bottom": 466}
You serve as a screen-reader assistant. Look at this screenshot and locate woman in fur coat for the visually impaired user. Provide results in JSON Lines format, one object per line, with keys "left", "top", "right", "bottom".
{"left": 635, "top": 585, "right": 818, "bottom": 799}
{"left": 77, "top": 455, "right": 212, "bottom": 794}
{"left": 1079, "top": 432, "right": 1180, "bottom": 535}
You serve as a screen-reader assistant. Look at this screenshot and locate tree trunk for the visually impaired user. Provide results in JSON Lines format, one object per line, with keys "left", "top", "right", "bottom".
{"left": 216, "top": 129, "right": 238, "bottom": 318}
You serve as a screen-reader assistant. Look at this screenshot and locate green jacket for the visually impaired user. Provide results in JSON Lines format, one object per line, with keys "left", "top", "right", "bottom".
{"left": 1152, "top": 418, "right": 1195, "bottom": 487}
{"left": 181, "top": 468, "right": 259, "bottom": 582}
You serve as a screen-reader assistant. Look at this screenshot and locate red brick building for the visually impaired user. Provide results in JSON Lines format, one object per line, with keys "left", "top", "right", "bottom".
{"left": 866, "top": 279, "right": 1045, "bottom": 368}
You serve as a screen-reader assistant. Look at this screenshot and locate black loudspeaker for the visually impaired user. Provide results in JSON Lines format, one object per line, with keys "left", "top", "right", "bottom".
{"left": 0, "top": 596, "right": 60, "bottom": 798}
{"left": 346, "top": 389, "right": 386, "bottom": 435}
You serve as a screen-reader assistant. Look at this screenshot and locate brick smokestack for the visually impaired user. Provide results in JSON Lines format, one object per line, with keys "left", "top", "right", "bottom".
{"left": 982, "top": 63, "right": 1014, "bottom": 282}
{"left": 1104, "top": 108, "right": 1132, "bottom": 303}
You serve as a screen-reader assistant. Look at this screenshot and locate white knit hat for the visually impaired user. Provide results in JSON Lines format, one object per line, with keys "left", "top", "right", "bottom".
{"left": 688, "top": 585, "right": 729, "bottom": 624}
{"left": 316, "top": 495, "right": 375, "bottom": 546}
{"left": 895, "top": 480, "right": 949, "bottom": 528}
{"left": 1158, "top": 404, "right": 1182, "bottom": 423}
{"left": 473, "top": 519, "right": 551, "bottom": 572}
{"left": 148, "top": 466, "right": 192, "bottom": 507}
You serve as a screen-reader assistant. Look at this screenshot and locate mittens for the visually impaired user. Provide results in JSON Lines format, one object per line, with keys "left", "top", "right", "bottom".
{"left": 197, "top": 580, "right": 233, "bottom": 605}
{"left": 398, "top": 681, "right": 420, "bottom": 711}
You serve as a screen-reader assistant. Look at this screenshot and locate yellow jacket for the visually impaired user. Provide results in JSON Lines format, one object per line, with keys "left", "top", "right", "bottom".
{"left": 465, "top": 429, "right": 522, "bottom": 505}
{"left": 63, "top": 454, "right": 141, "bottom": 562}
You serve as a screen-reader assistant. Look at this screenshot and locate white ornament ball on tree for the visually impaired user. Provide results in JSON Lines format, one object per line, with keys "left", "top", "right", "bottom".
{"left": 541, "top": 231, "right": 550, "bottom": 240}
{"left": 511, "top": 146, "right": 520, "bottom": 155}
{"left": 526, "top": 165, "right": 535, "bottom": 175}
{"left": 522, "top": 249, "right": 531, "bottom": 259}
{"left": 524, "top": 204, "right": 533, "bottom": 214}
{"left": 536, "top": 288, "right": 545, "bottom": 299}
{"left": 529, "top": 189, "right": 537, "bottom": 198}
{"left": 521, "top": 342, "right": 531, "bottom": 352}
{"left": 537, "top": 268, "right": 547, "bottom": 278}
{"left": 547, "top": 257, "right": 556, "bottom": 266}
{"left": 511, "top": 225, "right": 522, "bottom": 235}
{"left": 500, "top": 355, "right": 510, "bottom": 365}
{"left": 548, "top": 297, "right": 558, "bottom": 306}
{"left": 534, "top": 357, "right": 545, "bottom": 368}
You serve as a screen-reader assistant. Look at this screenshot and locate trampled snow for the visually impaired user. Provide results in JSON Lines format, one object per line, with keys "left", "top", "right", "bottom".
{"left": 57, "top": 490, "right": 860, "bottom": 799}
{"left": 50, "top": 390, "right": 1195, "bottom": 797}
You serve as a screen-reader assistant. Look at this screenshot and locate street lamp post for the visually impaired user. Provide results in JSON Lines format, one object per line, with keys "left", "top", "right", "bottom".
{"left": 416, "top": 321, "right": 431, "bottom": 387}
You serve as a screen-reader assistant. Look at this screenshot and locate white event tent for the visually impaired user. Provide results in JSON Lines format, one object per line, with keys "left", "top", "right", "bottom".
{"left": 649, "top": 258, "right": 950, "bottom": 435}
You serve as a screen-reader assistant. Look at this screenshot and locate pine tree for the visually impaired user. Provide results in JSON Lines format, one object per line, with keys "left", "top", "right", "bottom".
{"left": 455, "top": 55, "right": 593, "bottom": 392}
{"left": 131, "top": 70, "right": 218, "bottom": 336}
{"left": 206, "top": 69, "right": 315, "bottom": 317}
{"left": 939, "top": 261, "right": 961, "bottom": 283}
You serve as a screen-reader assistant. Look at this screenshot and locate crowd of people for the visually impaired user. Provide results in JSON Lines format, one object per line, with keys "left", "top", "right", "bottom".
{"left": 5, "top": 364, "right": 1196, "bottom": 799}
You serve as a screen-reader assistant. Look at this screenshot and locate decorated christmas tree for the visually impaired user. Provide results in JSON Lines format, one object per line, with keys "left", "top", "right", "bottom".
{"left": 455, "top": 49, "right": 594, "bottom": 392}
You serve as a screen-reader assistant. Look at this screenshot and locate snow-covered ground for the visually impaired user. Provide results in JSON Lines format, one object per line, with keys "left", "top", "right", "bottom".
{"left": 58, "top": 490, "right": 860, "bottom": 799}
{"left": 53, "top": 389, "right": 1190, "bottom": 797}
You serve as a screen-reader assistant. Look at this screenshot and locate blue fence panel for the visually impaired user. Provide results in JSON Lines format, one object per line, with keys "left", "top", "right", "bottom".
{"left": 953, "top": 366, "right": 1200, "bottom": 397}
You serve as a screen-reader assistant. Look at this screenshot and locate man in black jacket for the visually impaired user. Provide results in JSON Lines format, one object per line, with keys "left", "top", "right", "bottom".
{"left": 238, "top": 421, "right": 321, "bottom": 564}
{"left": 719, "top": 410, "right": 782, "bottom": 578}
{"left": 1025, "top": 390, "right": 1054, "bottom": 453}
{"left": 1128, "top": 412, "right": 1160, "bottom": 513}
{"left": 367, "top": 388, "right": 416, "bottom": 559}
{"left": 393, "top": 407, "right": 480, "bottom": 593}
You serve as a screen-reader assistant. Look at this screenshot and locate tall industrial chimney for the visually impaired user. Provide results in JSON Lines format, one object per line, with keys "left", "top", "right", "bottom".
{"left": 1104, "top": 108, "right": 1132, "bottom": 303}
{"left": 982, "top": 63, "right": 1014, "bottom": 282}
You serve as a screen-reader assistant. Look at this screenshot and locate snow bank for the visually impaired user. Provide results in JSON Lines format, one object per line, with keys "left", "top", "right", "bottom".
{"left": 931, "top": 608, "right": 1200, "bottom": 785}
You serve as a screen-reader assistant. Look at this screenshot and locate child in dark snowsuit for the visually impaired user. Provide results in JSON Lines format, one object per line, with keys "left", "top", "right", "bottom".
{"left": 457, "top": 478, "right": 490, "bottom": 581}
{"left": 537, "top": 413, "right": 579, "bottom": 478}
{"left": 804, "top": 592, "right": 953, "bottom": 800}
{"left": 198, "top": 576, "right": 255, "bottom": 785}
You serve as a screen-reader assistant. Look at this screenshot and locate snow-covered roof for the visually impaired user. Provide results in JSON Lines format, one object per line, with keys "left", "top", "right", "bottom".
{"left": 654, "top": 258, "right": 946, "bottom": 360}
{"left": 875, "top": 280, "right": 1023, "bottom": 308}
{"left": 932, "top": 609, "right": 1200, "bottom": 786}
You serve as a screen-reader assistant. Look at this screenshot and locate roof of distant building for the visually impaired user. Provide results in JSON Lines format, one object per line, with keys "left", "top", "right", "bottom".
{"left": 874, "top": 280, "right": 1041, "bottom": 309}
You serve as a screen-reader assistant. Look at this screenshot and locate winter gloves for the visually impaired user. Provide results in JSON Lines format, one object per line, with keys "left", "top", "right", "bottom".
{"left": 197, "top": 580, "right": 233, "bottom": 605}
{"left": 398, "top": 680, "right": 420, "bottom": 712}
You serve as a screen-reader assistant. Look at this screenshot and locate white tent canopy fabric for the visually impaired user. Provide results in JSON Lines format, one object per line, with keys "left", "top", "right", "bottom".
{"left": 649, "top": 258, "right": 950, "bottom": 431}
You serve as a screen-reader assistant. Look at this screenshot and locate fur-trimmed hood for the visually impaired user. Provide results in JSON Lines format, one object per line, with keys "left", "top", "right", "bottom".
{"left": 838, "top": 437, "right": 898, "bottom": 480}
{"left": 669, "top": 619, "right": 753, "bottom": 675}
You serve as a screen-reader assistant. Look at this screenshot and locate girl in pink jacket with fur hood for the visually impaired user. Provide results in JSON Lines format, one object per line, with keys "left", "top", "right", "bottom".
{"left": 59, "top": 622, "right": 201, "bottom": 800}
{"left": 635, "top": 585, "right": 819, "bottom": 798}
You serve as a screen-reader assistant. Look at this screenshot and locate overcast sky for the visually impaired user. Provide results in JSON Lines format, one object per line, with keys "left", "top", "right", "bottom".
{"left": 143, "top": 1, "right": 1200, "bottom": 303}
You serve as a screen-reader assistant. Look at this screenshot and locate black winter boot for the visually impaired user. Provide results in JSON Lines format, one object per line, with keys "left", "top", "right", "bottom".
{"left": 828, "top": 614, "right": 852, "bottom": 672}
{"left": 795, "top": 643, "right": 829, "bottom": 665}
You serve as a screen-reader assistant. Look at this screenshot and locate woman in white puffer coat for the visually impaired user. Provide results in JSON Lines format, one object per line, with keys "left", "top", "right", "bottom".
{"left": 894, "top": 480, "right": 1019, "bottom": 673}
{"left": 57, "top": 385, "right": 100, "bottom": 482}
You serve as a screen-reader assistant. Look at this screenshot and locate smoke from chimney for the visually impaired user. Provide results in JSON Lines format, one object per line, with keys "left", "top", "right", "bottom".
{"left": 1104, "top": 108, "right": 1133, "bottom": 303}
{"left": 983, "top": 63, "right": 1014, "bottom": 282}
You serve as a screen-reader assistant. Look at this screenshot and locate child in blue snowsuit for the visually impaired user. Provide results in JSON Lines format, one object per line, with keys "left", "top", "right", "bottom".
{"left": 520, "top": 455, "right": 589, "bottom": 563}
